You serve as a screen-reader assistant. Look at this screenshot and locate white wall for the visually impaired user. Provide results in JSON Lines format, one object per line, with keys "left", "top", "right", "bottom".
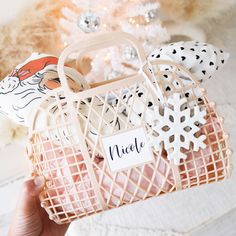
{"left": 0, "top": 0, "right": 37, "bottom": 25}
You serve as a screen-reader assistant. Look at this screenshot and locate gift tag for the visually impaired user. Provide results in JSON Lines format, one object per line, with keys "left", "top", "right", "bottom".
{"left": 101, "top": 126, "right": 153, "bottom": 173}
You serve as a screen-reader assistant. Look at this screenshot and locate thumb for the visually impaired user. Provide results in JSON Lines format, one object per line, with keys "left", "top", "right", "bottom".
{"left": 17, "top": 176, "right": 45, "bottom": 216}
{"left": 8, "top": 176, "right": 45, "bottom": 236}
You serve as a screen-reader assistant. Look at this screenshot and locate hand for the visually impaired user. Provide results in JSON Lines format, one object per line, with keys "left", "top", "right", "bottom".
{"left": 8, "top": 176, "right": 70, "bottom": 236}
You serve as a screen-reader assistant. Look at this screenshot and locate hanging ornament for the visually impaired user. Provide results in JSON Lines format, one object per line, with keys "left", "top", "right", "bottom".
{"left": 77, "top": 11, "right": 101, "bottom": 33}
{"left": 123, "top": 45, "right": 138, "bottom": 61}
{"left": 152, "top": 93, "right": 207, "bottom": 165}
{"left": 144, "top": 8, "right": 158, "bottom": 23}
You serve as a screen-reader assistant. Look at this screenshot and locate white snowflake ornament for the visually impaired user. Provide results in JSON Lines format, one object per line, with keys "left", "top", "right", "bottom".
{"left": 153, "top": 93, "right": 207, "bottom": 165}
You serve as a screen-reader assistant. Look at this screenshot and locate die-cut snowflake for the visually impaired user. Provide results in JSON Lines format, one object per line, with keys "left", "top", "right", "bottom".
{"left": 153, "top": 93, "right": 207, "bottom": 165}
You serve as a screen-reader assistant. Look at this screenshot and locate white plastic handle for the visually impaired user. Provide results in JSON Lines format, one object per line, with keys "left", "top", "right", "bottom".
{"left": 58, "top": 32, "right": 147, "bottom": 93}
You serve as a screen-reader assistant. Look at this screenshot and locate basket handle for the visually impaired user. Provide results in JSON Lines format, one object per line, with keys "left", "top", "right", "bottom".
{"left": 58, "top": 32, "right": 147, "bottom": 94}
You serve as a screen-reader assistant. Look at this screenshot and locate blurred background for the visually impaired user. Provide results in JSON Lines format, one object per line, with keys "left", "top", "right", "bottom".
{"left": 0, "top": 0, "right": 236, "bottom": 235}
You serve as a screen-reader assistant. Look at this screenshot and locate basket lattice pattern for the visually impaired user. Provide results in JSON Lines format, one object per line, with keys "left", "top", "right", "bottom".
{"left": 27, "top": 60, "right": 231, "bottom": 224}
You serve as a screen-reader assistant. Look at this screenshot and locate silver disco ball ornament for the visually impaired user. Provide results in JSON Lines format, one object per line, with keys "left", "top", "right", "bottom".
{"left": 144, "top": 9, "right": 158, "bottom": 23}
{"left": 77, "top": 11, "right": 100, "bottom": 33}
{"left": 123, "top": 45, "right": 138, "bottom": 61}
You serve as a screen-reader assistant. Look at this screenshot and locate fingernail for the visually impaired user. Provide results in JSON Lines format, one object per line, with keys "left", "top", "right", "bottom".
{"left": 34, "top": 176, "right": 45, "bottom": 187}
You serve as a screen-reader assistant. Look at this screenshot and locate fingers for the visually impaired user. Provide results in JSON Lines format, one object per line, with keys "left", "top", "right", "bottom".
{"left": 18, "top": 176, "right": 45, "bottom": 216}
{"left": 8, "top": 176, "right": 45, "bottom": 236}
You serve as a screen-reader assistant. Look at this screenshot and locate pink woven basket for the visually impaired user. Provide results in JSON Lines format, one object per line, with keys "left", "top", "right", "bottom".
{"left": 27, "top": 33, "right": 232, "bottom": 224}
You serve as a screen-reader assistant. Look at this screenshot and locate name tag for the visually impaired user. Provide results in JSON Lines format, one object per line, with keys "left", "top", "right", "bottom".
{"left": 101, "top": 127, "right": 153, "bottom": 173}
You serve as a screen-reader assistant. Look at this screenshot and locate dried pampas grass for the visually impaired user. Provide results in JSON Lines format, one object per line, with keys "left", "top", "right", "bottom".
{"left": 159, "top": 0, "right": 236, "bottom": 23}
{"left": 0, "top": 0, "right": 70, "bottom": 80}
{"left": 0, "top": 0, "right": 71, "bottom": 148}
